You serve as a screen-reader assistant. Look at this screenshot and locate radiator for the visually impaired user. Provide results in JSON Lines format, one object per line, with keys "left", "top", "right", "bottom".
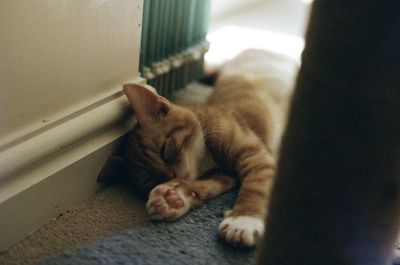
{"left": 139, "top": 0, "right": 211, "bottom": 96}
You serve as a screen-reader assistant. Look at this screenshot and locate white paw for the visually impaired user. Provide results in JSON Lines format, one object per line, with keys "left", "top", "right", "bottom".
{"left": 218, "top": 216, "right": 264, "bottom": 247}
{"left": 146, "top": 182, "right": 194, "bottom": 221}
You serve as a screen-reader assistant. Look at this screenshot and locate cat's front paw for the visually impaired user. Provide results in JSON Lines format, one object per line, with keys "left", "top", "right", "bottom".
{"left": 218, "top": 216, "right": 264, "bottom": 247}
{"left": 146, "top": 181, "right": 195, "bottom": 221}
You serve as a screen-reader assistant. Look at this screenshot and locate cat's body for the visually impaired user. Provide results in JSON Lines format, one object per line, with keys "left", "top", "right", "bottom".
{"left": 121, "top": 50, "right": 298, "bottom": 247}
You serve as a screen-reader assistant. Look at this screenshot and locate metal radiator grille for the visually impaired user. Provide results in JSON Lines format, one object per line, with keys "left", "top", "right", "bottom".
{"left": 139, "top": 0, "right": 210, "bottom": 96}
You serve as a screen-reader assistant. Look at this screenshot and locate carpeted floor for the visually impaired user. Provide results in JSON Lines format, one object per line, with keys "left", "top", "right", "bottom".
{"left": 0, "top": 185, "right": 149, "bottom": 265}
{"left": 39, "top": 189, "right": 257, "bottom": 265}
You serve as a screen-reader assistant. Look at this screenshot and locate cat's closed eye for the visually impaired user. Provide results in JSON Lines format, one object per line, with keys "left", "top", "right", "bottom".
{"left": 160, "top": 137, "right": 181, "bottom": 164}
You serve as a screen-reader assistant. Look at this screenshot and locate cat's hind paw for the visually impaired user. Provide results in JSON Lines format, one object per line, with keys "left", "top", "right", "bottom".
{"left": 218, "top": 216, "right": 264, "bottom": 247}
{"left": 146, "top": 181, "right": 195, "bottom": 221}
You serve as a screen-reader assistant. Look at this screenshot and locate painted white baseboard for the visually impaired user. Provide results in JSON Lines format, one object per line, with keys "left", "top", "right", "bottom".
{"left": 0, "top": 78, "right": 143, "bottom": 250}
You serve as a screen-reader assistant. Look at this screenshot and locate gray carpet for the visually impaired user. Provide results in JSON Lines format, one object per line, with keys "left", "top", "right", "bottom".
{"left": 39, "top": 189, "right": 256, "bottom": 265}
{"left": 38, "top": 187, "right": 400, "bottom": 265}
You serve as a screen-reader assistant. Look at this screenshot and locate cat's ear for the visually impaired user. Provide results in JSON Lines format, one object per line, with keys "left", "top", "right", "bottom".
{"left": 123, "top": 83, "right": 170, "bottom": 124}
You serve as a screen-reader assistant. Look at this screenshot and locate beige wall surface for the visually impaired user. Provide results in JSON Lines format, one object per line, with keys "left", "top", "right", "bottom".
{"left": 0, "top": 0, "right": 142, "bottom": 146}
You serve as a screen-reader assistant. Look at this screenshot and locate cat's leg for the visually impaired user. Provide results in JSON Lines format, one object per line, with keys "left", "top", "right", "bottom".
{"left": 146, "top": 173, "right": 237, "bottom": 221}
{"left": 216, "top": 140, "right": 276, "bottom": 247}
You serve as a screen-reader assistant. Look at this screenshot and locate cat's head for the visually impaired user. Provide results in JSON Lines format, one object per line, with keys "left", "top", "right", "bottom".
{"left": 123, "top": 83, "right": 204, "bottom": 183}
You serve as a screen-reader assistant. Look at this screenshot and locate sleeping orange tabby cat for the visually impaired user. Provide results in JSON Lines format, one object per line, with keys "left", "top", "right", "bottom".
{"left": 121, "top": 50, "right": 297, "bottom": 247}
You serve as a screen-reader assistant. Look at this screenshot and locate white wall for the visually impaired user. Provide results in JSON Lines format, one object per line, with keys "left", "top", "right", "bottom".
{"left": 209, "top": 0, "right": 310, "bottom": 36}
{"left": 210, "top": 0, "right": 267, "bottom": 20}
{"left": 0, "top": 0, "right": 143, "bottom": 250}
{"left": 0, "top": 0, "right": 142, "bottom": 147}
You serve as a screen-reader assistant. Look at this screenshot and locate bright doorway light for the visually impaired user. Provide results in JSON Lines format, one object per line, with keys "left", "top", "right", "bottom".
{"left": 205, "top": 25, "right": 304, "bottom": 69}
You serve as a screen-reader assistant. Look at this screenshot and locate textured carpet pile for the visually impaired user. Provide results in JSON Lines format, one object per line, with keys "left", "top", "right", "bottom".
{"left": 38, "top": 187, "right": 400, "bottom": 265}
{"left": 39, "top": 190, "right": 256, "bottom": 265}
{"left": 0, "top": 186, "right": 148, "bottom": 265}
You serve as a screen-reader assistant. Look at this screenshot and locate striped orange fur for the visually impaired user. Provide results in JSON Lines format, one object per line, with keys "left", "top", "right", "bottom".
{"left": 122, "top": 50, "right": 298, "bottom": 247}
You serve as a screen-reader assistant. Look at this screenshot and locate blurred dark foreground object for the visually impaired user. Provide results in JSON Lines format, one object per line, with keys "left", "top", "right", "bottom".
{"left": 256, "top": 1, "right": 400, "bottom": 265}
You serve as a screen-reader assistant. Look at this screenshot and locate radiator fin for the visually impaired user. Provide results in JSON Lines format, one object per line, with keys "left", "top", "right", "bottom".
{"left": 139, "top": 0, "right": 210, "bottom": 96}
